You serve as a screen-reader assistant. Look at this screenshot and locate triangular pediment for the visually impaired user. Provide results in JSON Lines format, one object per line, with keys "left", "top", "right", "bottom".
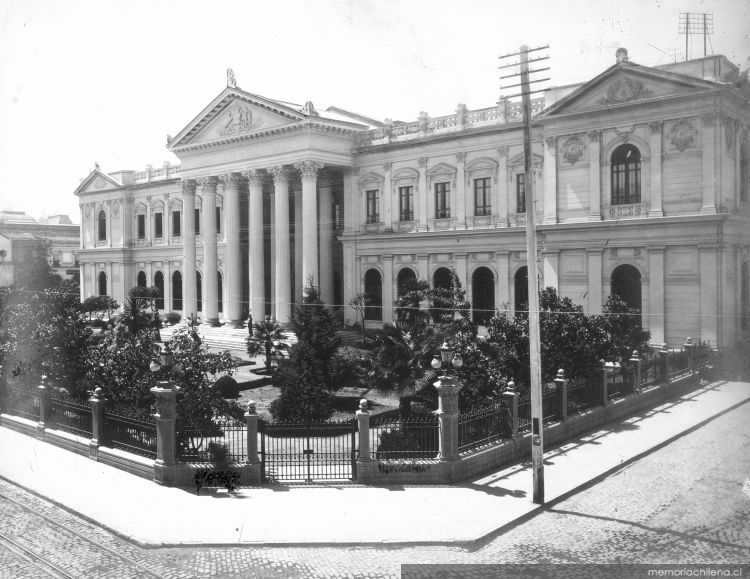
{"left": 541, "top": 63, "right": 719, "bottom": 117}
{"left": 74, "top": 170, "right": 121, "bottom": 195}
{"left": 168, "top": 88, "right": 307, "bottom": 150}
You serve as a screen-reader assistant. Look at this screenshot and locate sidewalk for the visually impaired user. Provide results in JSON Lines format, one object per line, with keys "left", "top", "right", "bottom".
{"left": 1, "top": 380, "right": 748, "bottom": 546}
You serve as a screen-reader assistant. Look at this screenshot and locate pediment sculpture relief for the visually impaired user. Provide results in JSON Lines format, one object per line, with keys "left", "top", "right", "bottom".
{"left": 220, "top": 103, "right": 263, "bottom": 136}
{"left": 599, "top": 77, "right": 653, "bottom": 105}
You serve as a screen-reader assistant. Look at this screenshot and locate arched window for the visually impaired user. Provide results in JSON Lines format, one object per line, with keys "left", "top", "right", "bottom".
{"left": 172, "top": 271, "right": 183, "bottom": 311}
{"left": 364, "top": 269, "right": 382, "bottom": 321}
{"left": 514, "top": 267, "right": 528, "bottom": 313}
{"left": 741, "top": 143, "right": 749, "bottom": 203}
{"left": 397, "top": 268, "right": 417, "bottom": 297}
{"left": 196, "top": 271, "right": 203, "bottom": 312}
{"left": 741, "top": 261, "right": 749, "bottom": 331}
{"left": 433, "top": 267, "right": 452, "bottom": 290}
{"left": 137, "top": 271, "right": 147, "bottom": 288}
{"left": 97, "top": 210, "right": 107, "bottom": 241}
{"left": 217, "top": 271, "right": 223, "bottom": 314}
{"left": 98, "top": 271, "right": 107, "bottom": 296}
{"left": 611, "top": 144, "right": 641, "bottom": 205}
{"left": 472, "top": 267, "right": 495, "bottom": 325}
{"left": 154, "top": 271, "right": 164, "bottom": 310}
{"left": 611, "top": 264, "right": 642, "bottom": 314}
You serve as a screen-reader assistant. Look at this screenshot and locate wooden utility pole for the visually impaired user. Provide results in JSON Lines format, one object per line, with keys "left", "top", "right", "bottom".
{"left": 499, "top": 44, "right": 549, "bottom": 504}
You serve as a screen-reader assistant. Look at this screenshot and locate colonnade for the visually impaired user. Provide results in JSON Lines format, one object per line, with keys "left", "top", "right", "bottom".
{"left": 180, "top": 160, "right": 337, "bottom": 327}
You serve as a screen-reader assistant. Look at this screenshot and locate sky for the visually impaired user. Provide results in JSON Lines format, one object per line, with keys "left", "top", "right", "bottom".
{"left": 0, "top": 0, "right": 748, "bottom": 223}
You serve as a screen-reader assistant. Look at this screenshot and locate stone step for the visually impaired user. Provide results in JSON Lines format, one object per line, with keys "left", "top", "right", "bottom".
{"left": 159, "top": 323, "right": 296, "bottom": 353}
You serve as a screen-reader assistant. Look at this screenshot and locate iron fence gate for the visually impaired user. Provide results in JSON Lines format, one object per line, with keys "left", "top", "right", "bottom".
{"left": 260, "top": 418, "right": 357, "bottom": 482}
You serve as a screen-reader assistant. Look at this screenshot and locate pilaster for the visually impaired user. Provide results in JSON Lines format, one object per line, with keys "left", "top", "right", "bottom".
{"left": 543, "top": 137, "right": 557, "bottom": 224}
{"left": 648, "top": 246, "right": 665, "bottom": 345}
{"left": 418, "top": 158, "right": 429, "bottom": 230}
{"left": 588, "top": 130, "right": 601, "bottom": 221}
{"left": 382, "top": 163, "right": 393, "bottom": 230}
{"left": 496, "top": 252, "right": 510, "bottom": 311}
{"left": 648, "top": 122, "right": 664, "bottom": 217}
{"left": 318, "top": 173, "right": 334, "bottom": 308}
{"left": 455, "top": 152, "right": 466, "bottom": 229}
{"left": 542, "top": 249, "right": 559, "bottom": 291}
{"left": 496, "top": 147, "right": 508, "bottom": 227}
{"left": 382, "top": 254, "right": 394, "bottom": 323}
{"left": 587, "top": 248, "right": 603, "bottom": 314}
{"left": 699, "top": 245, "right": 719, "bottom": 345}
{"left": 701, "top": 113, "right": 717, "bottom": 214}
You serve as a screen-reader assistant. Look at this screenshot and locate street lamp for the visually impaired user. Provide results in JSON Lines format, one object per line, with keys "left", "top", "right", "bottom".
{"left": 431, "top": 341, "right": 463, "bottom": 375}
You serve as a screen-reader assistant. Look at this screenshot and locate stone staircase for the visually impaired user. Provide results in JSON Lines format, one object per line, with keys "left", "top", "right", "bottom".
{"left": 159, "top": 322, "right": 297, "bottom": 353}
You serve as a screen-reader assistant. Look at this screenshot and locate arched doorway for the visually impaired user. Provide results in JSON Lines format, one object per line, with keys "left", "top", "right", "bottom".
{"left": 154, "top": 271, "right": 164, "bottom": 310}
{"left": 98, "top": 271, "right": 107, "bottom": 296}
{"left": 611, "top": 264, "right": 642, "bottom": 313}
{"left": 196, "top": 271, "right": 203, "bottom": 313}
{"left": 433, "top": 267, "right": 452, "bottom": 290}
{"left": 137, "top": 271, "right": 147, "bottom": 288}
{"left": 172, "top": 271, "right": 183, "bottom": 311}
{"left": 397, "top": 268, "right": 417, "bottom": 296}
{"left": 364, "top": 269, "right": 382, "bottom": 321}
{"left": 472, "top": 267, "right": 495, "bottom": 325}
{"left": 217, "top": 271, "right": 223, "bottom": 314}
{"left": 514, "top": 267, "right": 528, "bottom": 313}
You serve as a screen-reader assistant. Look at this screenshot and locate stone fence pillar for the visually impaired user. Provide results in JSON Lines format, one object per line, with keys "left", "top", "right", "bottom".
{"left": 502, "top": 382, "right": 519, "bottom": 438}
{"left": 684, "top": 337, "right": 695, "bottom": 374}
{"left": 659, "top": 343, "right": 670, "bottom": 384}
{"left": 245, "top": 401, "right": 259, "bottom": 464}
{"left": 554, "top": 370, "right": 568, "bottom": 422}
{"left": 37, "top": 376, "right": 51, "bottom": 438}
{"left": 630, "top": 350, "right": 642, "bottom": 393}
{"left": 356, "top": 399, "right": 371, "bottom": 461}
{"left": 601, "top": 362, "right": 609, "bottom": 406}
{"left": 434, "top": 373, "right": 463, "bottom": 461}
{"left": 89, "top": 388, "right": 107, "bottom": 459}
{"left": 151, "top": 381, "right": 179, "bottom": 485}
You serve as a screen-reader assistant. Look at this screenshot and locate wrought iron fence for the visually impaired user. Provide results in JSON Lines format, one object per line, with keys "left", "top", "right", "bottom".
{"left": 370, "top": 413, "right": 439, "bottom": 460}
{"left": 668, "top": 348, "right": 690, "bottom": 379}
{"left": 640, "top": 354, "right": 663, "bottom": 388}
{"left": 104, "top": 410, "right": 157, "bottom": 459}
{"left": 178, "top": 419, "right": 246, "bottom": 463}
{"left": 517, "top": 393, "right": 531, "bottom": 433}
{"left": 50, "top": 397, "right": 92, "bottom": 438}
{"left": 606, "top": 365, "right": 636, "bottom": 400}
{"left": 458, "top": 401, "right": 511, "bottom": 455}
{"left": 4, "top": 386, "right": 40, "bottom": 421}
{"left": 567, "top": 377, "right": 600, "bottom": 414}
{"left": 542, "top": 384, "right": 561, "bottom": 424}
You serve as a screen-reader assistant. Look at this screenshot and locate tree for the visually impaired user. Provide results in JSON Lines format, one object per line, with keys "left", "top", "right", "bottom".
{"left": 246, "top": 318, "right": 288, "bottom": 373}
{"left": 117, "top": 286, "right": 161, "bottom": 340}
{"left": 271, "top": 283, "right": 342, "bottom": 420}
{"left": 82, "top": 295, "right": 120, "bottom": 321}
{"left": 349, "top": 292, "right": 370, "bottom": 346}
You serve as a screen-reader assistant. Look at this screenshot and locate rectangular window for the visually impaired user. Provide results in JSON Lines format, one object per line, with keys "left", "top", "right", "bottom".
{"left": 137, "top": 214, "right": 145, "bottom": 239}
{"left": 399, "top": 186, "right": 414, "bottom": 221}
{"left": 434, "top": 182, "right": 450, "bottom": 219}
{"left": 474, "top": 178, "right": 491, "bottom": 216}
{"left": 366, "top": 190, "right": 379, "bottom": 223}
{"left": 154, "top": 212, "right": 163, "bottom": 238}
{"left": 216, "top": 206, "right": 221, "bottom": 234}
{"left": 195, "top": 208, "right": 200, "bottom": 235}
{"left": 516, "top": 174, "right": 526, "bottom": 213}
{"left": 172, "top": 211, "right": 181, "bottom": 237}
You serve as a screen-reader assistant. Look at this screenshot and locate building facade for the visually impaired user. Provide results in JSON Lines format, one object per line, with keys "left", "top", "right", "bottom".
{"left": 0, "top": 212, "right": 80, "bottom": 289}
{"left": 75, "top": 50, "right": 750, "bottom": 347}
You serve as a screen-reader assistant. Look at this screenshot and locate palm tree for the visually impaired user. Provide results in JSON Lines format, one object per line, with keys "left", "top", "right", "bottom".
{"left": 246, "top": 318, "right": 288, "bottom": 373}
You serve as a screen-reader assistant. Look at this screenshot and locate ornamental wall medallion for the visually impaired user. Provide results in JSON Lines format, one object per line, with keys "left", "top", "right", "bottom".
{"left": 84, "top": 204, "right": 91, "bottom": 218}
{"left": 668, "top": 119, "right": 697, "bottom": 152}
{"left": 94, "top": 176, "right": 104, "bottom": 189}
{"left": 723, "top": 118, "right": 736, "bottom": 152}
{"left": 220, "top": 103, "right": 263, "bottom": 136}
{"left": 562, "top": 136, "right": 585, "bottom": 165}
{"left": 599, "top": 78, "right": 653, "bottom": 105}
{"left": 112, "top": 200, "right": 120, "bottom": 216}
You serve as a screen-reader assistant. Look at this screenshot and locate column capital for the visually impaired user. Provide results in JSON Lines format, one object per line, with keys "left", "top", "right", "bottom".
{"left": 701, "top": 113, "right": 716, "bottom": 126}
{"left": 294, "top": 160, "right": 324, "bottom": 180}
{"left": 455, "top": 152, "right": 465, "bottom": 163}
{"left": 242, "top": 169, "right": 264, "bottom": 187}
{"left": 383, "top": 162, "right": 392, "bottom": 172}
{"left": 198, "top": 175, "right": 218, "bottom": 190}
{"left": 587, "top": 130, "right": 601, "bottom": 142}
{"left": 269, "top": 166, "right": 292, "bottom": 183}
{"left": 544, "top": 136, "right": 557, "bottom": 150}
{"left": 649, "top": 121, "right": 663, "bottom": 134}
{"left": 219, "top": 172, "right": 243, "bottom": 188}
{"left": 417, "top": 157, "right": 428, "bottom": 168}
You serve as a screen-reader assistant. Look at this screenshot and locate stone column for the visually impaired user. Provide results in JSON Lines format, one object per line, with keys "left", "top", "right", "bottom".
{"left": 342, "top": 168, "right": 358, "bottom": 325}
{"left": 244, "top": 170, "right": 265, "bottom": 321}
{"left": 456, "top": 153, "right": 466, "bottom": 229}
{"left": 382, "top": 255, "right": 394, "bottom": 323}
{"left": 244, "top": 401, "right": 259, "bottom": 464}
{"left": 418, "top": 158, "right": 428, "bottom": 230}
{"left": 434, "top": 373, "right": 463, "bottom": 461}
{"left": 271, "top": 167, "right": 292, "bottom": 325}
{"left": 222, "top": 173, "right": 243, "bottom": 327}
{"left": 554, "top": 370, "right": 568, "bottom": 422}
{"left": 701, "top": 114, "right": 717, "bottom": 214}
{"left": 648, "top": 246, "right": 665, "bottom": 344}
{"left": 496, "top": 147, "right": 509, "bottom": 227}
{"left": 318, "top": 174, "right": 334, "bottom": 307}
{"left": 293, "top": 186, "right": 303, "bottom": 306}
{"left": 151, "top": 381, "right": 179, "bottom": 485}
{"left": 649, "top": 122, "right": 664, "bottom": 217}
{"left": 37, "top": 376, "right": 50, "bottom": 438}
{"left": 587, "top": 249, "right": 603, "bottom": 314}
{"left": 543, "top": 137, "right": 557, "bottom": 224}
{"left": 295, "top": 161, "right": 323, "bottom": 291}
{"left": 89, "top": 387, "right": 107, "bottom": 459}
{"left": 200, "top": 176, "right": 219, "bottom": 325}
{"left": 182, "top": 180, "right": 197, "bottom": 319}
{"left": 588, "top": 130, "right": 601, "bottom": 221}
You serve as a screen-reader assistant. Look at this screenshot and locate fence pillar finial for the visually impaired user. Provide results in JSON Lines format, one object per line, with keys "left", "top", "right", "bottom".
{"left": 356, "top": 399, "right": 371, "bottom": 462}
{"left": 37, "top": 375, "right": 51, "bottom": 439}
{"left": 245, "top": 401, "right": 259, "bottom": 465}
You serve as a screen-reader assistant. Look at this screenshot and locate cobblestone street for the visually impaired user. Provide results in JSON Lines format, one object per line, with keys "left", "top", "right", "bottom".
{"left": 1, "top": 398, "right": 748, "bottom": 578}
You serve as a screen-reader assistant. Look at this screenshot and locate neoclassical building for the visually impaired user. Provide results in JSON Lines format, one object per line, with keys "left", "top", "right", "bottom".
{"left": 75, "top": 49, "right": 750, "bottom": 348}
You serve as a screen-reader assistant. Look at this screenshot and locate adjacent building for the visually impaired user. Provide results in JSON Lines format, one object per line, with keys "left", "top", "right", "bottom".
{"left": 74, "top": 49, "right": 750, "bottom": 348}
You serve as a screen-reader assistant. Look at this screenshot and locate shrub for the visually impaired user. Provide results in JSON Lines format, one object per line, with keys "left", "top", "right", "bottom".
{"left": 214, "top": 375, "right": 239, "bottom": 398}
{"left": 165, "top": 312, "right": 181, "bottom": 325}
